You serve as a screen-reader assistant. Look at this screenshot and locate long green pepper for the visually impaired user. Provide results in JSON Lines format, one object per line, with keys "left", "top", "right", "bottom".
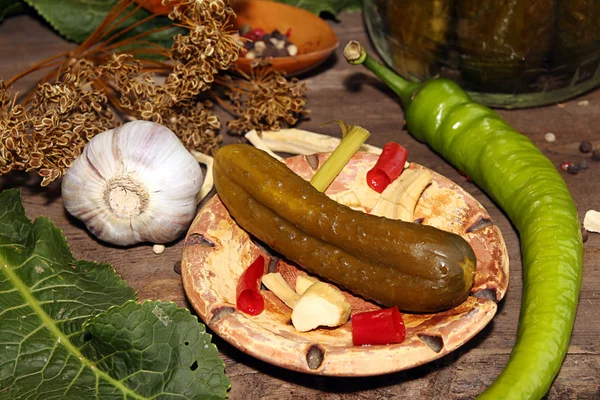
{"left": 344, "top": 41, "right": 584, "bottom": 399}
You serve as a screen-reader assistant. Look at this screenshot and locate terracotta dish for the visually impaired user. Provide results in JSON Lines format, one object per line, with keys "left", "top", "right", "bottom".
{"left": 182, "top": 152, "right": 509, "bottom": 376}
{"left": 232, "top": 0, "right": 338, "bottom": 76}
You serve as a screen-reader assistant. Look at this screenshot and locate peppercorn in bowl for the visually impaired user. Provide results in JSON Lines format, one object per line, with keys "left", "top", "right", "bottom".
{"left": 232, "top": 0, "right": 338, "bottom": 76}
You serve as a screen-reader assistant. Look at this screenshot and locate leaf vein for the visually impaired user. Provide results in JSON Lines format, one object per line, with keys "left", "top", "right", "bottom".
{"left": 0, "top": 262, "right": 148, "bottom": 400}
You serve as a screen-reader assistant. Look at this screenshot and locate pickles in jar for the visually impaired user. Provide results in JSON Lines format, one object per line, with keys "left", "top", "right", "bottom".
{"left": 455, "top": 0, "right": 556, "bottom": 92}
{"left": 552, "top": 0, "right": 600, "bottom": 87}
{"left": 386, "top": 0, "right": 454, "bottom": 81}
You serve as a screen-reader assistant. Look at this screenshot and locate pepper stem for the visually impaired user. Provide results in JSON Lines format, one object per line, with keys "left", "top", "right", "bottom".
{"left": 343, "top": 41, "right": 421, "bottom": 108}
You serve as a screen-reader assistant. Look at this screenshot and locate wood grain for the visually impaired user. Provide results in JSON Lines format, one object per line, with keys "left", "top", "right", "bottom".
{"left": 1, "top": 10, "right": 599, "bottom": 400}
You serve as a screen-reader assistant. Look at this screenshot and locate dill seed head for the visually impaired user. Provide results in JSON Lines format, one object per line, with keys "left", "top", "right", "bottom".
{"left": 223, "top": 63, "right": 310, "bottom": 135}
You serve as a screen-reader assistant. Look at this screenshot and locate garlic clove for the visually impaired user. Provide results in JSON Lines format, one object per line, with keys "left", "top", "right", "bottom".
{"left": 62, "top": 121, "right": 203, "bottom": 246}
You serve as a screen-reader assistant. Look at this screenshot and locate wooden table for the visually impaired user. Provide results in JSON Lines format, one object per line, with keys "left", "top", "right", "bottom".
{"left": 1, "top": 10, "right": 599, "bottom": 400}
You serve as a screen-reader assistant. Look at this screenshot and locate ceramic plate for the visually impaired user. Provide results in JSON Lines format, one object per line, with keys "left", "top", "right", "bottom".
{"left": 182, "top": 152, "right": 509, "bottom": 376}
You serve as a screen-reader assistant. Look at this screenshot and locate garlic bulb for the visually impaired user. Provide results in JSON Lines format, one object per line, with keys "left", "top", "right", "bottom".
{"left": 62, "top": 121, "right": 203, "bottom": 246}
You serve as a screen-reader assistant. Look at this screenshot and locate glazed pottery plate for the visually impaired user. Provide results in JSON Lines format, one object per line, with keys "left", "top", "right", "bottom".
{"left": 181, "top": 152, "right": 509, "bottom": 376}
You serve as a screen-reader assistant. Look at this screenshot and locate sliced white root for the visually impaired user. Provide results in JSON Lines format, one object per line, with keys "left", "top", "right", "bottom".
{"left": 295, "top": 275, "right": 319, "bottom": 295}
{"left": 334, "top": 191, "right": 364, "bottom": 211}
{"left": 244, "top": 130, "right": 284, "bottom": 161}
{"left": 261, "top": 273, "right": 300, "bottom": 309}
{"left": 260, "top": 128, "right": 383, "bottom": 156}
{"left": 371, "top": 168, "right": 432, "bottom": 221}
{"left": 291, "top": 282, "right": 351, "bottom": 332}
{"left": 255, "top": 129, "right": 410, "bottom": 169}
{"left": 262, "top": 273, "right": 350, "bottom": 332}
{"left": 190, "top": 150, "right": 214, "bottom": 205}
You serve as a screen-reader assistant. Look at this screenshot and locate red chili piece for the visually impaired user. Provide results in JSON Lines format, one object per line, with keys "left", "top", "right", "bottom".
{"left": 243, "top": 28, "right": 265, "bottom": 41}
{"left": 366, "top": 142, "right": 408, "bottom": 193}
{"left": 560, "top": 161, "right": 572, "bottom": 171}
{"left": 236, "top": 255, "right": 265, "bottom": 316}
{"left": 285, "top": 28, "right": 292, "bottom": 38}
{"left": 351, "top": 307, "right": 406, "bottom": 346}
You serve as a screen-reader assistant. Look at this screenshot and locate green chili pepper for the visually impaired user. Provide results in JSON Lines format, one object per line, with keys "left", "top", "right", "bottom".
{"left": 343, "top": 41, "right": 584, "bottom": 400}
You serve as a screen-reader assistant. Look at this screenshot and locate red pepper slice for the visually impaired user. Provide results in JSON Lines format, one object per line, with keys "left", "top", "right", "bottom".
{"left": 366, "top": 142, "right": 408, "bottom": 193}
{"left": 236, "top": 255, "right": 265, "bottom": 316}
{"left": 243, "top": 28, "right": 265, "bottom": 41}
{"left": 351, "top": 307, "right": 406, "bottom": 346}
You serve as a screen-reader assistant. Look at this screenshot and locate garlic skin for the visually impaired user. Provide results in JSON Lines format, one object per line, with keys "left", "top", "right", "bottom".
{"left": 62, "top": 121, "right": 203, "bottom": 246}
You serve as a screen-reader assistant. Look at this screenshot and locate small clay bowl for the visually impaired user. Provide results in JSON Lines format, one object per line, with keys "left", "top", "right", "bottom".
{"left": 232, "top": 0, "right": 339, "bottom": 76}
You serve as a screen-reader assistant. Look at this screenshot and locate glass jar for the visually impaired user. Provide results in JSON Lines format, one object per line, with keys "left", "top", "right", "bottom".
{"left": 363, "top": 0, "right": 600, "bottom": 108}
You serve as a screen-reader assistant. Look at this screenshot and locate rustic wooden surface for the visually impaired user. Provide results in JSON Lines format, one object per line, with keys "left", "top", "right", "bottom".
{"left": 1, "top": 10, "right": 599, "bottom": 400}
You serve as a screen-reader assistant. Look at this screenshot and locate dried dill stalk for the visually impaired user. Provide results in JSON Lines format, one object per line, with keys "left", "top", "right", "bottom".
{"left": 0, "top": 0, "right": 309, "bottom": 186}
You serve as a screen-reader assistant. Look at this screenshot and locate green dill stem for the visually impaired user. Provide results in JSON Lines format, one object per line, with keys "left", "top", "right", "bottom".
{"left": 309, "top": 124, "right": 370, "bottom": 192}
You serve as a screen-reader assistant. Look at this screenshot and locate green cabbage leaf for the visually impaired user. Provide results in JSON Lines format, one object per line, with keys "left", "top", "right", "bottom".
{"left": 0, "top": 189, "right": 230, "bottom": 399}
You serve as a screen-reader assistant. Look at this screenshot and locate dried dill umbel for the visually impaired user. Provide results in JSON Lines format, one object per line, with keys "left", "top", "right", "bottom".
{"left": 98, "top": 52, "right": 224, "bottom": 153}
{"left": 218, "top": 60, "right": 309, "bottom": 135}
{"left": 0, "top": 64, "right": 117, "bottom": 186}
{"left": 0, "top": 0, "right": 309, "bottom": 186}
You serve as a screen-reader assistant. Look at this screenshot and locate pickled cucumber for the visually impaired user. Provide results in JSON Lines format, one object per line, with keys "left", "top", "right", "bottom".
{"left": 456, "top": 0, "right": 556, "bottom": 92}
{"left": 213, "top": 144, "right": 477, "bottom": 313}
{"left": 553, "top": 0, "right": 600, "bottom": 84}
{"left": 386, "top": 0, "right": 454, "bottom": 81}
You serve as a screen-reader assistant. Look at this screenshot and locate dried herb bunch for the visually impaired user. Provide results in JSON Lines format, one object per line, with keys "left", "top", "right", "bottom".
{"left": 218, "top": 60, "right": 309, "bottom": 134}
{"left": 0, "top": 0, "right": 309, "bottom": 186}
{"left": 0, "top": 64, "right": 117, "bottom": 186}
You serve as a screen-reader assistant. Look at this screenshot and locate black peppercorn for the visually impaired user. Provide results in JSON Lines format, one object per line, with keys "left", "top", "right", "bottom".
{"left": 173, "top": 261, "right": 182, "bottom": 275}
{"left": 577, "top": 159, "right": 589, "bottom": 170}
{"left": 579, "top": 140, "right": 593, "bottom": 153}
{"left": 592, "top": 149, "right": 600, "bottom": 161}
{"left": 566, "top": 165, "right": 579, "bottom": 175}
